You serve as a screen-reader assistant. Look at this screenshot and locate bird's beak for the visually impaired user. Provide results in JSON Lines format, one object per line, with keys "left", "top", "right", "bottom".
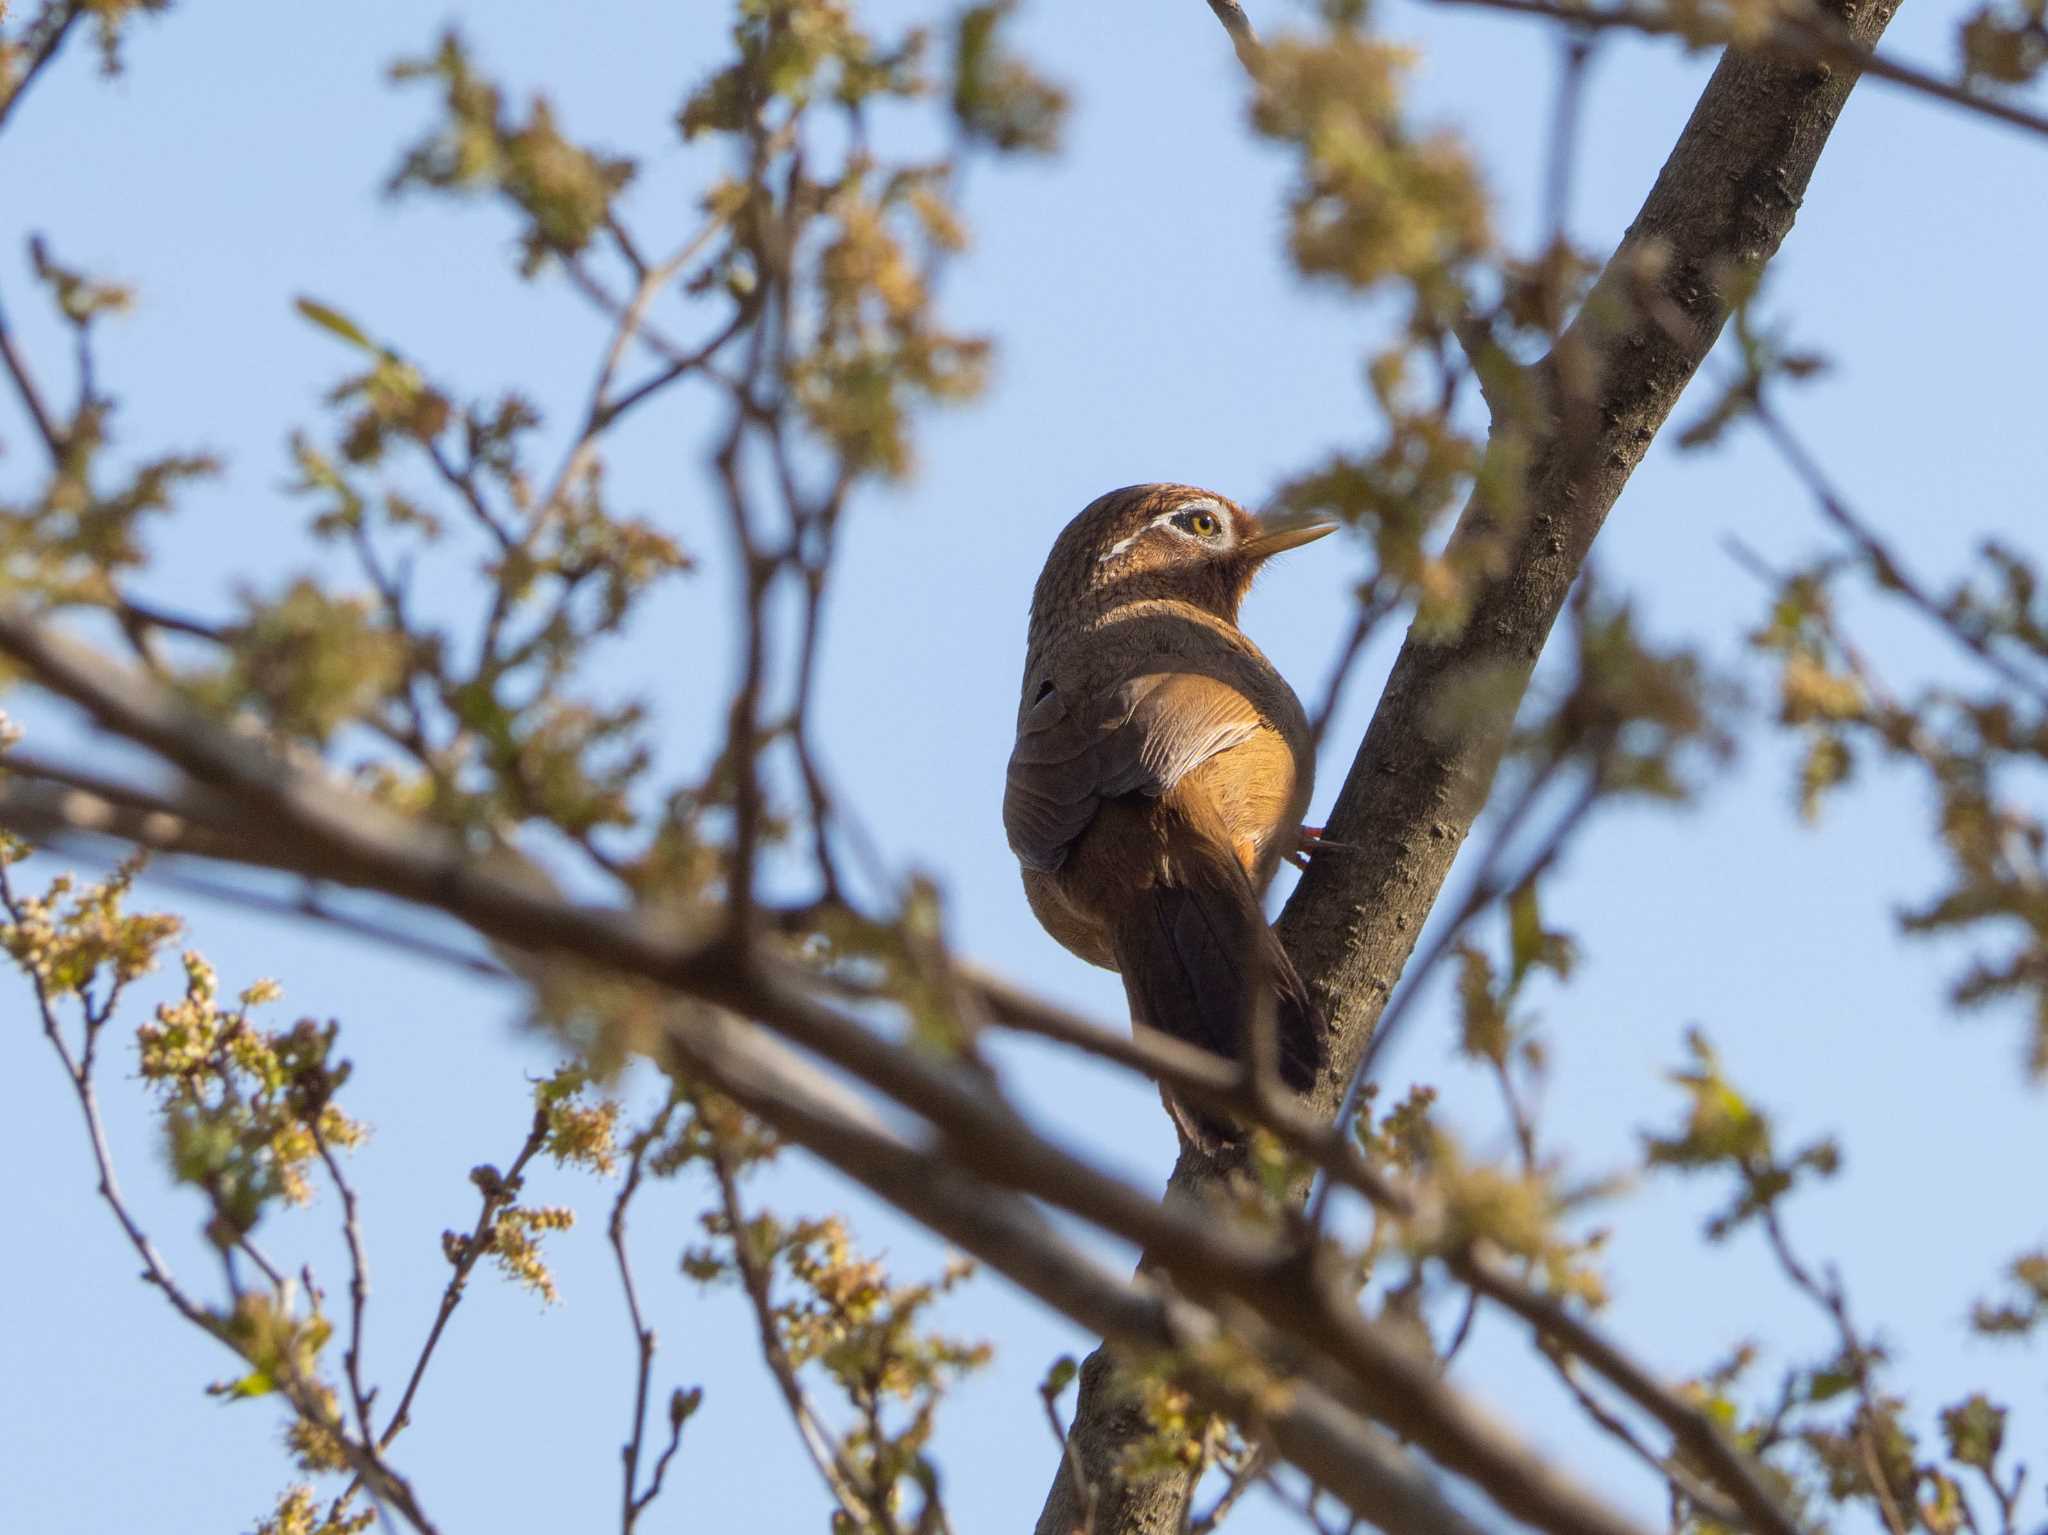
{"left": 1243, "top": 520, "right": 1338, "bottom": 560}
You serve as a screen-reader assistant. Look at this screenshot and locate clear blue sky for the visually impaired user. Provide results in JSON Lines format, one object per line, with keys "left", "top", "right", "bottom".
{"left": 2, "top": 4, "right": 2044, "bottom": 1532}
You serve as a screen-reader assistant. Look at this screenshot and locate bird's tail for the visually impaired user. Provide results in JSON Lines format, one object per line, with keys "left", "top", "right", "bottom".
{"left": 1107, "top": 819, "right": 1328, "bottom": 1149}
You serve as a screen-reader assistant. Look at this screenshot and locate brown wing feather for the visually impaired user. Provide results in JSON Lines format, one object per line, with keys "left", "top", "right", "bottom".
{"left": 1003, "top": 672, "right": 1264, "bottom": 873}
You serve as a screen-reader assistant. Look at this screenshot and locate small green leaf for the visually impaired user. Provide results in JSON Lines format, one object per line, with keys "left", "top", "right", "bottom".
{"left": 1040, "top": 1354, "right": 1078, "bottom": 1399}
{"left": 1509, "top": 882, "right": 1541, "bottom": 979}
{"left": 1806, "top": 1366, "right": 1856, "bottom": 1403}
{"left": 1941, "top": 1393, "right": 2006, "bottom": 1471}
{"left": 294, "top": 296, "right": 376, "bottom": 352}
{"left": 668, "top": 1385, "right": 703, "bottom": 1427}
{"left": 216, "top": 1368, "right": 277, "bottom": 1400}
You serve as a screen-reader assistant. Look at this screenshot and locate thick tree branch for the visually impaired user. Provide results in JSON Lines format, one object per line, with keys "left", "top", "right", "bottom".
{"left": 0, "top": 609, "right": 1655, "bottom": 1535}
{"left": 649, "top": 1013, "right": 1510, "bottom": 1535}
{"left": 1037, "top": 2, "right": 1902, "bottom": 1531}
{"left": 1288, "top": 0, "right": 1900, "bottom": 1104}
{"left": 0, "top": 1, "right": 1922, "bottom": 1525}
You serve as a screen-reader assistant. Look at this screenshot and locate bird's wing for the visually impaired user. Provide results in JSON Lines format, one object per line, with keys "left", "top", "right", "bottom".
{"left": 1004, "top": 671, "right": 1263, "bottom": 872}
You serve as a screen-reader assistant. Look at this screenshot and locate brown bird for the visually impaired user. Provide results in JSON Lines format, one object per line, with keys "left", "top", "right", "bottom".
{"left": 1003, "top": 483, "right": 1334, "bottom": 1145}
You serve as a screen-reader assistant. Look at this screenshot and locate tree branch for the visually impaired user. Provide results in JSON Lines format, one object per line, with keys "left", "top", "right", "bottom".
{"left": 0, "top": 604, "right": 1654, "bottom": 1535}
{"left": 369, "top": 1111, "right": 550, "bottom": 1458}
{"left": 0, "top": 1, "right": 83, "bottom": 137}
{"left": 700, "top": 1097, "right": 896, "bottom": 1533}
{"left": 1203, "top": 1, "right": 1263, "bottom": 75}
{"left": 613, "top": 1096, "right": 688, "bottom": 1533}
{"left": 1039, "top": 2, "right": 1902, "bottom": 1529}
{"left": 0, "top": 279, "right": 67, "bottom": 459}
{"left": 645, "top": 1014, "right": 1512, "bottom": 1535}
{"left": 1433, "top": 0, "right": 2048, "bottom": 144}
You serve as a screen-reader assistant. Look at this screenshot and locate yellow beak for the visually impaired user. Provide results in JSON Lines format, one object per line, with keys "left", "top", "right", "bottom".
{"left": 1243, "top": 520, "right": 1339, "bottom": 559}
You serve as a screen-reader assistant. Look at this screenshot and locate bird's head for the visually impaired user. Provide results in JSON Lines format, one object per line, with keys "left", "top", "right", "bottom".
{"left": 1034, "top": 483, "right": 1336, "bottom": 623}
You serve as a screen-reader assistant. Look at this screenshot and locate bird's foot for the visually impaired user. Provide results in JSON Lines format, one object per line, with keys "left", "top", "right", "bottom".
{"left": 1285, "top": 824, "right": 1329, "bottom": 871}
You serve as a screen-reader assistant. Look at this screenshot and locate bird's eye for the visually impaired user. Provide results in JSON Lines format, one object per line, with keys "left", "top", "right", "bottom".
{"left": 1185, "top": 511, "right": 1220, "bottom": 538}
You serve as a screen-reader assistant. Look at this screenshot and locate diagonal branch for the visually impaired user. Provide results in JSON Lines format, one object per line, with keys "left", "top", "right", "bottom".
{"left": 0, "top": 1, "right": 83, "bottom": 137}
{"left": 1035, "top": 1, "right": 1904, "bottom": 1531}
{"left": 0, "top": 6, "right": 1907, "bottom": 1526}
{"left": 1204, "top": 1, "right": 1263, "bottom": 75}
{"left": 1433, "top": 0, "right": 2048, "bottom": 145}
{"left": 0, "top": 280, "right": 67, "bottom": 459}
{"left": 0, "top": 604, "right": 1655, "bottom": 1535}
{"left": 647, "top": 1012, "right": 1510, "bottom": 1535}
{"left": 1279, "top": 0, "right": 1902, "bottom": 1112}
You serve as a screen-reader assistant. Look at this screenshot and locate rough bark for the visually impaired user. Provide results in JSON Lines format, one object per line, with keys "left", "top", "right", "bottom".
{"left": 1035, "top": 6, "right": 1901, "bottom": 1532}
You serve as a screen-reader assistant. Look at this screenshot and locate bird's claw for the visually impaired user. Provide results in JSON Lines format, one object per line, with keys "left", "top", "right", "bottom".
{"left": 1285, "top": 824, "right": 1328, "bottom": 871}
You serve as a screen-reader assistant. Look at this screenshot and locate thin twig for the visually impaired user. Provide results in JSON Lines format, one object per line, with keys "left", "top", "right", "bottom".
{"left": 372, "top": 1110, "right": 549, "bottom": 1454}
{"left": 1756, "top": 1202, "right": 1909, "bottom": 1535}
{"left": 597, "top": 299, "right": 753, "bottom": 428}
{"left": 234, "top": 1232, "right": 291, "bottom": 1293}
{"left": 1308, "top": 593, "right": 1395, "bottom": 751}
{"left": 1433, "top": 0, "right": 2048, "bottom": 143}
{"left": 1308, "top": 761, "right": 1594, "bottom": 1232}
{"left": 1439, "top": 1289, "right": 1482, "bottom": 1368}
{"left": 638, "top": 1414, "right": 688, "bottom": 1527}
{"left": 0, "top": 1, "right": 83, "bottom": 136}
{"left": 1542, "top": 35, "right": 1594, "bottom": 254}
{"left": 714, "top": 401, "right": 773, "bottom": 931}
{"left": 171, "top": 872, "right": 513, "bottom": 981}
{"left": 1541, "top": 1350, "right": 1746, "bottom": 1527}
{"left": 4, "top": 860, "right": 214, "bottom": 1331}
{"left": 0, "top": 281, "right": 66, "bottom": 460}
{"left": 6, "top": 857, "right": 438, "bottom": 1532}
{"left": 539, "top": 226, "right": 712, "bottom": 523}
{"left": 313, "top": 1122, "right": 378, "bottom": 1447}
{"left": 1747, "top": 392, "right": 2048, "bottom": 709}
{"left": 1041, "top": 1364, "right": 1100, "bottom": 1535}
{"left": 615, "top": 1094, "right": 685, "bottom": 1533}
{"left": 699, "top": 1095, "right": 893, "bottom": 1533}
{"left": 1450, "top": 1248, "right": 1801, "bottom": 1535}
{"left": 425, "top": 437, "right": 517, "bottom": 553}
{"left": 1203, "top": 0, "right": 1264, "bottom": 76}
{"left": 1488, "top": 1048, "right": 1541, "bottom": 1175}
{"left": 1189, "top": 1443, "right": 1270, "bottom": 1534}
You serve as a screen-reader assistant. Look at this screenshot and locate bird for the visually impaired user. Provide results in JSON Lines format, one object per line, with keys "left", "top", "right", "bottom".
{"left": 1002, "top": 483, "right": 1335, "bottom": 1146}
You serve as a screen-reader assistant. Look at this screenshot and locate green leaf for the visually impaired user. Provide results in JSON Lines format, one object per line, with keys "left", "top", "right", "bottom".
{"left": 668, "top": 1385, "right": 703, "bottom": 1427}
{"left": 1040, "top": 1354, "right": 1077, "bottom": 1400}
{"left": 1806, "top": 1366, "right": 1856, "bottom": 1403}
{"left": 217, "top": 1368, "right": 277, "bottom": 1400}
{"left": 1506, "top": 877, "right": 1576, "bottom": 985}
{"left": 1454, "top": 942, "right": 1508, "bottom": 1064}
{"left": 294, "top": 296, "right": 376, "bottom": 352}
{"left": 1941, "top": 1393, "right": 2006, "bottom": 1471}
{"left": 1509, "top": 882, "right": 1547, "bottom": 990}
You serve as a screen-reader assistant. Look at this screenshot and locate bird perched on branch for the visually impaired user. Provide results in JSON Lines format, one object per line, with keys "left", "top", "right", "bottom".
{"left": 1003, "top": 483, "right": 1334, "bottom": 1146}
